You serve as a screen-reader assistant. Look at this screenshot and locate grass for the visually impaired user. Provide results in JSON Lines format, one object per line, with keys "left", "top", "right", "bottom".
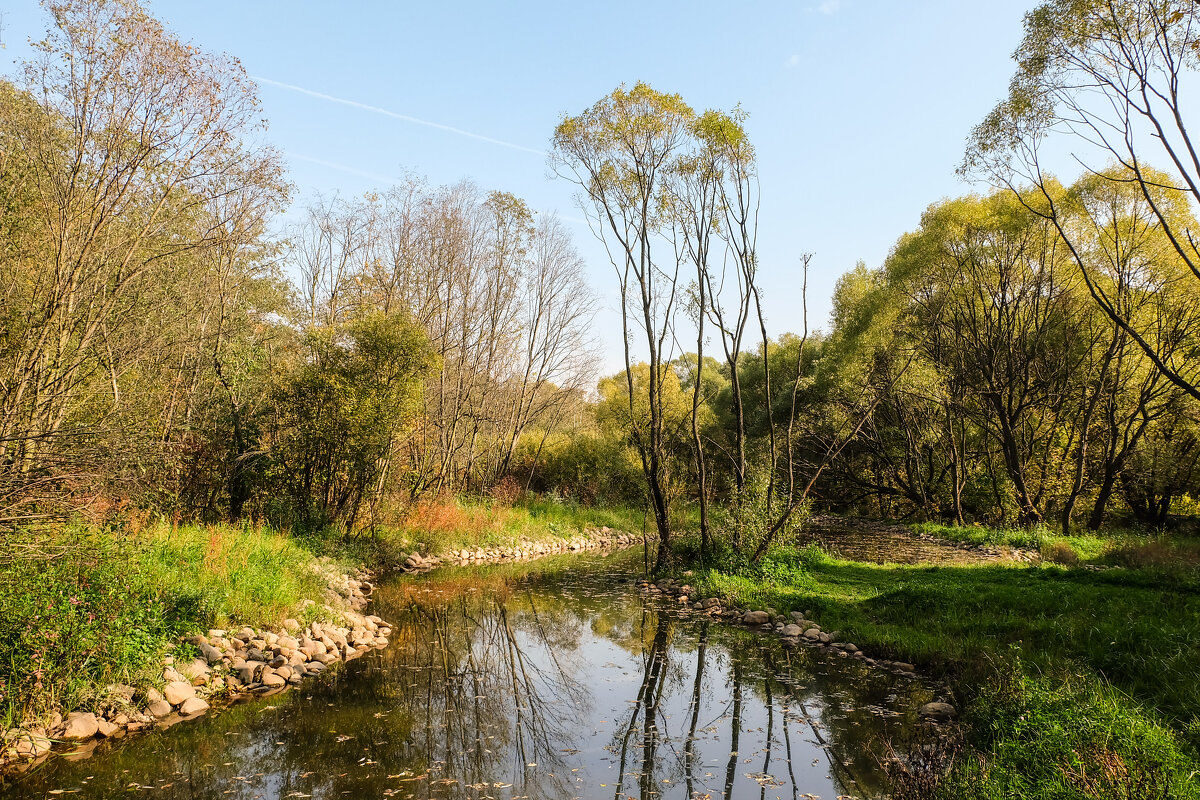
{"left": 692, "top": 541, "right": 1200, "bottom": 799}
{"left": 911, "top": 520, "right": 1112, "bottom": 561}
{"left": 382, "top": 495, "right": 646, "bottom": 555}
{"left": 0, "top": 496, "right": 642, "bottom": 729}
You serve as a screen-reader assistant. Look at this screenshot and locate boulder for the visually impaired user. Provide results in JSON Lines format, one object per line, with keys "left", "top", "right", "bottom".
{"left": 743, "top": 610, "right": 771, "bottom": 625}
{"left": 163, "top": 681, "right": 196, "bottom": 706}
{"left": 62, "top": 712, "right": 99, "bottom": 741}
{"left": 13, "top": 731, "right": 51, "bottom": 759}
{"left": 95, "top": 718, "right": 119, "bottom": 737}
{"left": 919, "top": 702, "right": 957, "bottom": 721}
{"left": 781, "top": 624, "right": 804, "bottom": 637}
{"left": 147, "top": 700, "right": 173, "bottom": 718}
{"left": 178, "top": 697, "right": 209, "bottom": 716}
{"left": 199, "top": 643, "right": 224, "bottom": 665}
{"left": 261, "top": 669, "right": 286, "bottom": 688}
{"left": 803, "top": 628, "right": 822, "bottom": 641}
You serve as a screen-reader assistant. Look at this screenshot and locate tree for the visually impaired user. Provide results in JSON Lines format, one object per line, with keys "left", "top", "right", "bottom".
{"left": 964, "top": 0, "right": 1200, "bottom": 401}
{"left": 268, "top": 312, "right": 433, "bottom": 528}
{"left": 552, "top": 83, "right": 695, "bottom": 570}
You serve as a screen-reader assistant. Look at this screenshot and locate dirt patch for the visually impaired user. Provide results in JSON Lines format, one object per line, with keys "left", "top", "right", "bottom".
{"left": 796, "top": 516, "right": 1035, "bottom": 566}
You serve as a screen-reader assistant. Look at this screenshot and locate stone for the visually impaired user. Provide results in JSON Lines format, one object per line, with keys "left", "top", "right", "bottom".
{"left": 245, "top": 647, "right": 266, "bottom": 663}
{"left": 95, "top": 718, "right": 118, "bottom": 737}
{"left": 894, "top": 662, "right": 917, "bottom": 673}
{"left": 261, "top": 670, "right": 287, "bottom": 688}
{"left": 105, "top": 683, "right": 136, "bottom": 702}
{"left": 919, "top": 702, "right": 957, "bottom": 721}
{"left": 743, "top": 610, "right": 770, "bottom": 625}
{"left": 789, "top": 611, "right": 806, "bottom": 622}
{"left": 199, "top": 643, "right": 223, "bottom": 665}
{"left": 283, "top": 618, "right": 300, "bottom": 633}
{"left": 147, "top": 699, "right": 173, "bottom": 718}
{"left": 178, "top": 697, "right": 209, "bottom": 716}
{"left": 163, "top": 681, "right": 196, "bottom": 706}
{"left": 803, "top": 628, "right": 822, "bottom": 641}
{"left": 236, "top": 662, "right": 265, "bottom": 684}
{"left": 305, "top": 660, "right": 326, "bottom": 674}
{"left": 781, "top": 624, "right": 804, "bottom": 637}
{"left": 13, "top": 731, "right": 51, "bottom": 759}
{"left": 62, "top": 712, "right": 99, "bottom": 741}
{"left": 842, "top": 643, "right": 859, "bottom": 653}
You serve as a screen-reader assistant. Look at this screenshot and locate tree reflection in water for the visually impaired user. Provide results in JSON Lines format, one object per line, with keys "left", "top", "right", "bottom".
{"left": 0, "top": 551, "right": 936, "bottom": 800}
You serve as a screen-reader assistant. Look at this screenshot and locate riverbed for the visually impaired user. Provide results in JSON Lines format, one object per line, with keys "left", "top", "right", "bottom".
{"left": 0, "top": 547, "right": 937, "bottom": 799}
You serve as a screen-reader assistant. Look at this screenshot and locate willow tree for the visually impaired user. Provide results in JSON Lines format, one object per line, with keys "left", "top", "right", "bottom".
{"left": 552, "top": 83, "right": 694, "bottom": 570}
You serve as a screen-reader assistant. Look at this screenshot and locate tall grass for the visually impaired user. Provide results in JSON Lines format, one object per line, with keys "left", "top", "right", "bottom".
{"left": 0, "top": 521, "right": 334, "bottom": 727}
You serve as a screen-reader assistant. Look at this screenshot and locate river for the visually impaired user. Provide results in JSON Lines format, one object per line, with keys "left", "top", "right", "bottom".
{"left": 0, "top": 547, "right": 938, "bottom": 799}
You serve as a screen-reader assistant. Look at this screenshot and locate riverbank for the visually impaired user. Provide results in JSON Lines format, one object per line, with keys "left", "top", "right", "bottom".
{"left": 0, "top": 499, "right": 641, "bottom": 768}
{"left": 683, "top": 533, "right": 1200, "bottom": 799}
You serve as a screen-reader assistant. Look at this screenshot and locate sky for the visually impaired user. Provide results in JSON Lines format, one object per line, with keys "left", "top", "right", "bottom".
{"left": 0, "top": 0, "right": 1043, "bottom": 374}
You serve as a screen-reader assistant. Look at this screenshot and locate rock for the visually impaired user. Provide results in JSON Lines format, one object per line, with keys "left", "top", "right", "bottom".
{"left": 261, "top": 670, "right": 287, "bottom": 688}
{"left": 12, "top": 731, "right": 51, "bottom": 759}
{"left": 178, "top": 697, "right": 209, "bottom": 716}
{"left": 283, "top": 619, "right": 300, "bottom": 633}
{"left": 163, "top": 681, "right": 196, "bottom": 706}
{"left": 781, "top": 624, "right": 804, "bottom": 637}
{"left": 245, "top": 647, "right": 266, "bottom": 663}
{"left": 105, "top": 683, "right": 136, "bottom": 702}
{"left": 236, "top": 662, "right": 265, "bottom": 684}
{"left": 894, "top": 662, "right": 917, "bottom": 673}
{"left": 62, "top": 712, "right": 99, "bottom": 741}
{"left": 842, "top": 643, "right": 859, "bottom": 653}
{"left": 305, "top": 660, "right": 327, "bottom": 674}
{"left": 199, "top": 643, "right": 223, "bottom": 665}
{"left": 789, "top": 611, "right": 806, "bottom": 622}
{"left": 743, "top": 610, "right": 771, "bottom": 625}
{"left": 919, "top": 702, "right": 957, "bottom": 721}
{"left": 95, "top": 718, "right": 119, "bottom": 737}
{"left": 803, "top": 628, "right": 822, "bottom": 641}
{"left": 147, "top": 700, "right": 173, "bottom": 718}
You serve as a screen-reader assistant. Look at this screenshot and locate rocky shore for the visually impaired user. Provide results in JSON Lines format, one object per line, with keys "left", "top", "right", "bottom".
{"left": 1, "top": 528, "right": 641, "bottom": 770}
{"left": 399, "top": 526, "right": 641, "bottom": 572}
{"left": 640, "top": 575, "right": 959, "bottom": 723}
{"left": 1, "top": 559, "right": 387, "bottom": 769}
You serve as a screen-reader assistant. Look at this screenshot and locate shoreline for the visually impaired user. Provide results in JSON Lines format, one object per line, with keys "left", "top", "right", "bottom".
{"left": 0, "top": 525, "right": 640, "bottom": 772}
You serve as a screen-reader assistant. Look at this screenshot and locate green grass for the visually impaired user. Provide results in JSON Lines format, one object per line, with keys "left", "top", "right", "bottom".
{"left": 693, "top": 544, "right": 1200, "bottom": 798}
{"left": 0, "top": 498, "right": 641, "bottom": 728}
{"left": 911, "top": 520, "right": 1112, "bottom": 561}
{"left": 375, "top": 496, "right": 646, "bottom": 555}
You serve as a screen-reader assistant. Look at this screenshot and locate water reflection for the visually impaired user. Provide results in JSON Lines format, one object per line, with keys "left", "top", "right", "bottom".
{"left": 1, "top": 550, "right": 933, "bottom": 799}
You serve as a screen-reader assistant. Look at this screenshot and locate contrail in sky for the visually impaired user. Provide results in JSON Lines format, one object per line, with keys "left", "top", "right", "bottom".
{"left": 286, "top": 152, "right": 399, "bottom": 184}
{"left": 253, "top": 76, "right": 546, "bottom": 156}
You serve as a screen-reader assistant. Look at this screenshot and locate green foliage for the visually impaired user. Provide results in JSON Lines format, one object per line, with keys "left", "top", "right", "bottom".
{"left": 518, "top": 431, "right": 644, "bottom": 506}
{"left": 694, "top": 543, "right": 1200, "bottom": 796}
{"left": 0, "top": 520, "right": 334, "bottom": 726}
{"left": 268, "top": 312, "right": 434, "bottom": 527}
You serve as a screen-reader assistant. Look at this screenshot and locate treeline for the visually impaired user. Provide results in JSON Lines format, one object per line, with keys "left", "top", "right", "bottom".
{"left": 820, "top": 180, "right": 1200, "bottom": 531}
{"left": 0, "top": 0, "right": 593, "bottom": 529}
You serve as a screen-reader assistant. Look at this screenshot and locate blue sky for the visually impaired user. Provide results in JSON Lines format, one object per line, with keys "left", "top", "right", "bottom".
{"left": 1, "top": 0, "right": 1041, "bottom": 373}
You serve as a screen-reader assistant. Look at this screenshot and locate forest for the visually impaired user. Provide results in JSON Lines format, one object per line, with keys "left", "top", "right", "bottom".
{"left": 1, "top": 1, "right": 1199, "bottom": 799}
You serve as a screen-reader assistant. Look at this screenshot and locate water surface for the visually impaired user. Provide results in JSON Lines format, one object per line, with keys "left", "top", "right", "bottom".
{"left": 1, "top": 549, "right": 936, "bottom": 799}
